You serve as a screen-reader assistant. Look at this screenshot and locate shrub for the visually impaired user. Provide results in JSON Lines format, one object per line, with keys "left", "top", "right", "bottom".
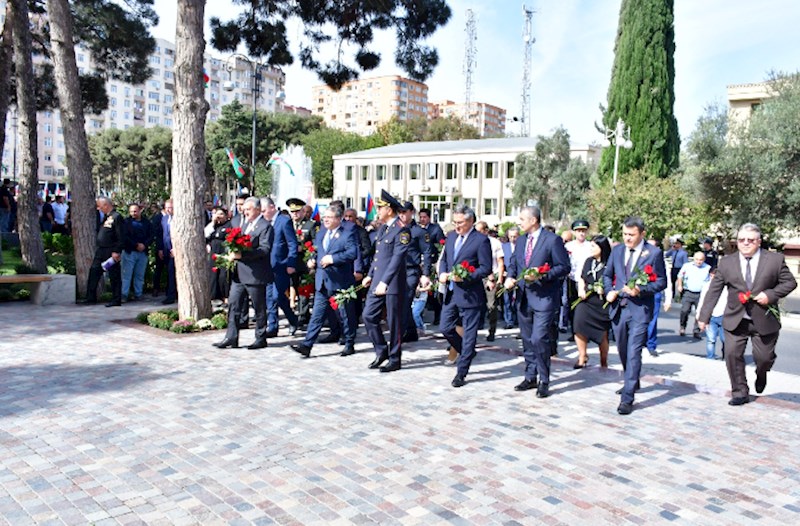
{"left": 14, "top": 263, "right": 39, "bottom": 275}
{"left": 15, "top": 289, "right": 31, "bottom": 300}
{"left": 196, "top": 318, "right": 214, "bottom": 330}
{"left": 147, "top": 312, "right": 173, "bottom": 330}
{"left": 135, "top": 311, "right": 151, "bottom": 324}
{"left": 210, "top": 311, "right": 228, "bottom": 329}
{"left": 157, "top": 308, "right": 179, "bottom": 322}
{"left": 170, "top": 319, "right": 196, "bottom": 334}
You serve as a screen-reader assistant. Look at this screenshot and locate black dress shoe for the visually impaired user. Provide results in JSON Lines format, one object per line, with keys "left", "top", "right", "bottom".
{"left": 615, "top": 381, "right": 641, "bottom": 395}
{"left": 289, "top": 324, "right": 299, "bottom": 336}
{"left": 340, "top": 345, "right": 355, "bottom": 357}
{"left": 264, "top": 330, "right": 279, "bottom": 338}
{"left": 451, "top": 375, "right": 466, "bottom": 388}
{"left": 247, "top": 340, "right": 268, "bottom": 349}
{"left": 291, "top": 344, "right": 311, "bottom": 357}
{"left": 213, "top": 338, "right": 238, "bottom": 349}
{"left": 78, "top": 299, "right": 97, "bottom": 305}
{"left": 318, "top": 333, "right": 342, "bottom": 344}
{"left": 755, "top": 370, "right": 767, "bottom": 393}
{"left": 105, "top": 302, "right": 122, "bottom": 307}
{"left": 368, "top": 355, "right": 388, "bottom": 369}
{"left": 514, "top": 379, "right": 537, "bottom": 391}
{"left": 536, "top": 383, "right": 550, "bottom": 398}
{"left": 617, "top": 402, "right": 634, "bottom": 415}
{"left": 486, "top": 333, "right": 495, "bottom": 342}
{"left": 728, "top": 396, "right": 750, "bottom": 406}
{"left": 379, "top": 362, "right": 401, "bottom": 373}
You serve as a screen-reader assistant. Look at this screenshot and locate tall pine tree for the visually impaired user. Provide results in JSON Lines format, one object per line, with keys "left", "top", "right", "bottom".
{"left": 600, "top": 0, "right": 680, "bottom": 179}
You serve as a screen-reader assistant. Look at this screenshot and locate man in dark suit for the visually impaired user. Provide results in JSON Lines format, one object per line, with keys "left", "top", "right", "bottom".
{"left": 85, "top": 196, "right": 126, "bottom": 306}
{"left": 504, "top": 206, "right": 570, "bottom": 397}
{"left": 213, "top": 197, "right": 274, "bottom": 350}
{"left": 291, "top": 203, "right": 358, "bottom": 358}
{"left": 698, "top": 223, "right": 796, "bottom": 406}
{"left": 399, "top": 201, "right": 433, "bottom": 343}
{"left": 501, "top": 227, "right": 520, "bottom": 328}
{"left": 439, "top": 204, "right": 493, "bottom": 388}
{"left": 262, "top": 197, "right": 299, "bottom": 337}
{"left": 603, "top": 216, "right": 667, "bottom": 415}
{"left": 418, "top": 207, "right": 445, "bottom": 325}
{"left": 362, "top": 191, "right": 410, "bottom": 373}
{"left": 154, "top": 199, "right": 177, "bottom": 304}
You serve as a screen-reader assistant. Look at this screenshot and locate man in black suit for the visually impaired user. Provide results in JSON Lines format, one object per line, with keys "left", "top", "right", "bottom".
{"left": 418, "top": 207, "right": 445, "bottom": 325}
{"left": 213, "top": 197, "right": 274, "bottom": 350}
{"left": 698, "top": 223, "right": 796, "bottom": 405}
{"left": 85, "top": 196, "right": 126, "bottom": 306}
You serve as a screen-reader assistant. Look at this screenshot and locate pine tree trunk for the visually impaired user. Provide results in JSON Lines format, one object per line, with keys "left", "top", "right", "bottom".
{"left": 0, "top": 5, "right": 14, "bottom": 178}
{"left": 46, "top": 0, "right": 96, "bottom": 297}
{"left": 173, "top": 0, "right": 211, "bottom": 320}
{"left": 9, "top": 0, "right": 46, "bottom": 272}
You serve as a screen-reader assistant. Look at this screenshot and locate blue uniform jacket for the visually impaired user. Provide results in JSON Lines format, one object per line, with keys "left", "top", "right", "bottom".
{"left": 368, "top": 219, "right": 410, "bottom": 295}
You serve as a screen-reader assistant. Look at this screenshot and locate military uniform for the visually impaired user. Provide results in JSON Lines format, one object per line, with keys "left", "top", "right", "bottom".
{"left": 363, "top": 191, "right": 410, "bottom": 371}
{"left": 86, "top": 208, "right": 126, "bottom": 305}
{"left": 288, "top": 198, "right": 318, "bottom": 325}
{"left": 400, "top": 205, "right": 432, "bottom": 341}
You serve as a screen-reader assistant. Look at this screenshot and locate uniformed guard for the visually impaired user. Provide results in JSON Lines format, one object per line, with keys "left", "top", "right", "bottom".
{"left": 398, "top": 201, "right": 432, "bottom": 342}
{"left": 288, "top": 198, "right": 317, "bottom": 326}
{"left": 362, "top": 190, "right": 410, "bottom": 372}
{"left": 85, "top": 196, "right": 126, "bottom": 306}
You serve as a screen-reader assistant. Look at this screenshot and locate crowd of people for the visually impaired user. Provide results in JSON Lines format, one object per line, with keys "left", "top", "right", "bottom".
{"left": 29, "top": 183, "right": 797, "bottom": 414}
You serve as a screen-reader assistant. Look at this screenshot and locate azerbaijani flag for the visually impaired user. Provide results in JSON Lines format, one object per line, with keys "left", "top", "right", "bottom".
{"left": 203, "top": 70, "right": 210, "bottom": 88}
{"left": 311, "top": 203, "right": 320, "bottom": 222}
{"left": 365, "top": 192, "right": 375, "bottom": 222}
{"left": 225, "top": 147, "right": 247, "bottom": 179}
{"left": 54, "top": 183, "right": 61, "bottom": 196}
{"left": 266, "top": 153, "right": 296, "bottom": 177}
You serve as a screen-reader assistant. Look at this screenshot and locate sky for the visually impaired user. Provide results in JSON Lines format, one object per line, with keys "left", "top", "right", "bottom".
{"left": 151, "top": 0, "right": 800, "bottom": 145}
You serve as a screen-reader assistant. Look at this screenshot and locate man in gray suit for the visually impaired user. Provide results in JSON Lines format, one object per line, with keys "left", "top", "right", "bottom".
{"left": 213, "top": 197, "right": 274, "bottom": 350}
{"left": 698, "top": 223, "right": 796, "bottom": 406}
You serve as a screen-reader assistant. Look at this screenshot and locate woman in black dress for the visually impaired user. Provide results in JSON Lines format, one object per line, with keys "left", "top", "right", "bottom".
{"left": 206, "top": 206, "right": 231, "bottom": 302}
{"left": 573, "top": 235, "right": 612, "bottom": 368}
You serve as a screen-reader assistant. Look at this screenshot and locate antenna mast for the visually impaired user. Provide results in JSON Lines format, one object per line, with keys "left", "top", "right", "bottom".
{"left": 463, "top": 9, "right": 477, "bottom": 123}
{"left": 521, "top": 5, "right": 535, "bottom": 136}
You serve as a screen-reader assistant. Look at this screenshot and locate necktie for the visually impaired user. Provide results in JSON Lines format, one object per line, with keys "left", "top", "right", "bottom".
{"left": 453, "top": 235, "right": 465, "bottom": 261}
{"left": 625, "top": 248, "right": 636, "bottom": 278}
{"left": 245, "top": 221, "right": 255, "bottom": 235}
{"left": 745, "top": 257, "right": 753, "bottom": 290}
{"left": 524, "top": 235, "right": 534, "bottom": 266}
{"left": 323, "top": 230, "right": 332, "bottom": 251}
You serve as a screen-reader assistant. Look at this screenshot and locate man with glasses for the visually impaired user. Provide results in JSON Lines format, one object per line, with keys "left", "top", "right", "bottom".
{"left": 698, "top": 223, "right": 796, "bottom": 406}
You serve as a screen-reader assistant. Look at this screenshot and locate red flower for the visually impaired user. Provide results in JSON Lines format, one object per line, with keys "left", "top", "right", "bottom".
{"left": 643, "top": 264, "right": 654, "bottom": 274}
{"left": 304, "top": 241, "right": 313, "bottom": 248}
{"left": 211, "top": 254, "right": 217, "bottom": 260}
{"left": 439, "top": 239, "right": 446, "bottom": 245}
{"left": 467, "top": 264, "right": 476, "bottom": 272}
{"left": 648, "top": 273, "right": 657, "bottom": 282}
{"left": 538, "top": 263, "right": 551, "bottom": 273}
{"left": 738, "top": 291, "right": 751, "bottom": 304}
{"left": 211, "top": 267, "right": 218, "bottom": 273}
{"left": 461, "top": 260, "right": 470, "bottom": 267}
{"left": 297, "top": 229, "right": 303, "bottom": 236}
{"left": 328, "top": 296, "right": 339, "bottom": 310}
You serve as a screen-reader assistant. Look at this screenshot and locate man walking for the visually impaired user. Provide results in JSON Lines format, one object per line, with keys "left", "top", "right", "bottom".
{"left": 501, "top": 227, "right": 520, "bottom": 328}
{"left": 676, "top": 251, "right": 711, "bottom": 339}
{"left": 85, "top": 197, "right": 125, "bottom": 306}
{"left": 121, "top": 203, "right": 153, "bottom": 302}
{"left": 261, "top": 197, "right": 299, "bottom": 337}
{"left": 400, "top": 201, "right": 432, "bottom": 343}
{"left": 603, "top": 217, "right": 667, "bottom": 415}
{"left": 698, "top": 223, "right": 796, "bottom": 406}
{"left": 504, "top": 206, "right": 570, "bottom": 398}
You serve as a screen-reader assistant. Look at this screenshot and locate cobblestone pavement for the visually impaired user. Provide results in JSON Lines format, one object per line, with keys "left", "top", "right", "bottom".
{"left": 2, "top": 301, "right": 800, "bottom": 525}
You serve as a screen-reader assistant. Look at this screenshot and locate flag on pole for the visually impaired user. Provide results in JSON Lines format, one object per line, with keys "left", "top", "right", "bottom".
{"left": 225, "top": 147, "right": 247, "bottom": 179}
{"left": 311, "top": 203, "right": 320, "bottom": 222}
{"left": 365, "top": 192, "right": 375, "bottom": 222}
{"left": 43, "top": 183, "right": 49, "bottom": 198}
{"left": 266, "top": 153, "right": 296, "bottom": 177}
{"left": 54, "top": 183, "right": 61, "bottom": 196}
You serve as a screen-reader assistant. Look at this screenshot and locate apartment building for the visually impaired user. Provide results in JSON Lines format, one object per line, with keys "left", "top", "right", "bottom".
{"left": 726, "top": 82, "right": 774, "bottom": 126}
{"left": 311, "top": 75, "right": 429, "bottom": 136}
{"left": 428, "top": 100, "right": 507, "bottom": 137}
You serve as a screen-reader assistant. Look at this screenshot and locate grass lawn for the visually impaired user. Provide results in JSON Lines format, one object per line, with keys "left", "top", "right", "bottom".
{"left": 1, "top": 247, "right": 22, "bottom": 275}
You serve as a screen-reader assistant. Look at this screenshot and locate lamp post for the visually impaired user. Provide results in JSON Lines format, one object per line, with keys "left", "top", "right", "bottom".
{"left": 601, "top": 117, "right": 633, "bottom": 192}
{"left": 223, "top": 54, "right": 269, "bottom": 193}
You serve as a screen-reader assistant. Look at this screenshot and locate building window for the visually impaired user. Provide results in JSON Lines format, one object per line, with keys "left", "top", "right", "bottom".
{"left": 44, "top": 137, "right": 53, "bottom": 147}
{"left": 376, "top": 165, "right": 386, "bottom": 181}
{"left": 483, "top": 198, "right": 497, "bottom": 216}
{"left": 445, "top": 163, "right": 457, "bottom": 180}
{"left": 463, "top": 198, "right": 476, "bottom": 209}
{"left": 345, "top": 166, "right": 353, "bottom": 181}
{"left": 392, "top": 165, "right": 402, "bottom": 180}
{"left": 465, "top": 162, "right": 477, "bottom": 179}
{"left": 427, "top": 163, "right": 438, "bottom": 180}
{"left": 360, "top": 166, "right": 369, "bottom": 181}
{"left": 43, "top": 166, "right": 53, "bottom": 176}
{"left": 409, "top": 163, "right": 420, "bottom": 180}
{"left": 504, "top": 199, "right": 514, "bottom": 217}
{"left": 507, "top": 161, "right": 515, "bottom": 179}
{"left": 485, "top": 162, "right": 497, "bottom": 179}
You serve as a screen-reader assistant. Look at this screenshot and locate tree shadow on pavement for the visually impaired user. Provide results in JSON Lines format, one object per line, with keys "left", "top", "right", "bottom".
{"left": 0, "top": 363, "right": 172, "bottom": 418}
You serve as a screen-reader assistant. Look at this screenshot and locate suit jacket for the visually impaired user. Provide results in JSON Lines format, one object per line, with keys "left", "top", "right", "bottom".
{"left": 698, "top": 250, "right": 797, "bottom": 334}
{"left": 269, "top": 213, "right": 298, "bottom": 269}
{"left": 506, "top": 228, "right": 570, "bottom": 311}
{"left": 423, "top": 222, "right": 446, "bottom": 263}
{"left": 314, "top": 224, "right": 357, "bottom": 293}
{"left": 438, "top": 229, "right": 493, "bottom": 308}
{"left": 368, "top": 219, "right": 410, "bottom": 295}
{"left": 233, "top": 217, "right": 274, "bottom": 285}
{"left": 603, "top": 243, "right": 667, "bottom": 322}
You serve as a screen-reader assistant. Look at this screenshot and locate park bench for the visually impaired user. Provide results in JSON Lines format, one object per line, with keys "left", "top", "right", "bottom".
{"left": 0, "top": 274, "right": 76, "bottom": 305}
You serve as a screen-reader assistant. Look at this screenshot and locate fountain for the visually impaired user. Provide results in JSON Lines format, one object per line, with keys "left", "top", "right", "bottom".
{"left": 269, "top": 145, "right": 314, "bottom": 210}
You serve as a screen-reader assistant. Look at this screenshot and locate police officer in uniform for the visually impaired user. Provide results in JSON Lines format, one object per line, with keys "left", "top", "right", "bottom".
{"left": 288, "top": 198, "right": 317, "bottom": 326}
{"left": 399, "top": 201, "right": 432, "bottom": 343}
{"left": 362, "top": 190, "right": 410, "bottom": 373}
{"left": 86, "top": 196, "right": 126, "bottom": 306}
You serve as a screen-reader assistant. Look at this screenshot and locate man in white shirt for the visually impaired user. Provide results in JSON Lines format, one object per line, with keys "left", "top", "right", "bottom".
{"left": 564, "top": 219, "right": 593, "bottom": 338}
{"left": 475, "top": 221, "right": 504, "bottom": 341}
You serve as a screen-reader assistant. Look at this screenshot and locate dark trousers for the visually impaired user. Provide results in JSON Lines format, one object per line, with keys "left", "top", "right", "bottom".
{"left": 403, "top": 270, "right": 421, "bottom": 336}
{"left": 225, "top": 282, "right": 267, "bottom": 342}
{"left": 427, "top": 292, "right": 442, "bottom": 324}
{"left": 611, "top": 309, "right": 649, "bottom": 404}
{"left": 86, "top": 248, "right": 121, "bottom": 303}
{"left": 267, "top": 269, "right": 299, "bottom": 332}
{"left": 304, "top": 285, "right": 354, "bottom": 348}
{"left": 164, "top": 253, "right": 177, "bottom": 301}
{"left": 363, "top": 291, "right": 404, "bottom": 365}
{"left": 152, "top": 253, "right": 165, "bottom": 293}
{"left": 517, "top": 302, "right": 556, "bottom": 384}
{"left": 670, "top": 268, "right": 681, "bottom": 299}
{"left": 725, "top": 319, "right": 779, "bottom": 398}
{"left": 440, "top": 300, "right": 482, "bottom": 379}
{"left": 679, "top": 290, "right": 701, "bottom": 332}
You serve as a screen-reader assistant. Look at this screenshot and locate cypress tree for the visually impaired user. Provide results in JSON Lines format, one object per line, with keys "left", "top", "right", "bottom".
{"left": 599, "top": 0, "right": 680, "bottom": 179}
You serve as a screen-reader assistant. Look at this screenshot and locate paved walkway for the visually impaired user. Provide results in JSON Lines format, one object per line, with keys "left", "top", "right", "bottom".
{"left": 2, "top": 300, "right": 800, "bottom": 525}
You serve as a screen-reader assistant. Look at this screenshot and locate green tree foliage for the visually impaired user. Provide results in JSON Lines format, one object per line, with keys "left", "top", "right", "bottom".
{"left": 301, "top": 127, "right": 374, "bottom": 198}
{"left": 424, "top": 115, "right": 480, "bottom": 141}
{"left": 210, "top": 1, "right": 451, "bottom": 89}
{"left": 511, "top": 127, "right": 592, "bottom": 222}
{"left": 205, "top": 100, "right": 323, "bottom": 192}
{"left": 587, "top": 169, "right": 718, "bottom": 244}
{"left": 599, "top": 0, "right": 680, "bottom": 179}
{"left": 371, "top": 115, "right": 480, "bottom": 146}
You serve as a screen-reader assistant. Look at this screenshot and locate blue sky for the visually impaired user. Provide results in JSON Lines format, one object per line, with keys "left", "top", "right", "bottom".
{"left": 152, "top": 0, "right": 799, "bottom": 144}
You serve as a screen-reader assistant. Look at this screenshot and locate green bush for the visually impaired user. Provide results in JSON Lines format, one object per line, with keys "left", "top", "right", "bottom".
{"left": 14, "top": 263, "right": 39, "bottom": 275}
{"left": 210, "top": 311, "right": 228, "bottom": 329}
{"left": 42, "top": 232, "right": 74, "bottom": 255}
{"left": 170, "top": 319, "right": 196, "bottom": 333}
{"left": 147, "top": 312, "right": 173, "bottom": 330}
{"left": 157, "top": 308, "right": 179, "bottom": 321}
{"left": 135, "top": 311, "right": 151, "bottom": 324}
{"left": 15, "top": 289, "right": 30, "bottom": 300}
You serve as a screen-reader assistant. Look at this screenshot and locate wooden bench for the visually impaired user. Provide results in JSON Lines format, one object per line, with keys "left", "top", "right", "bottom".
{"left": 0, "top": 274, "right": 75, "bottom": 305}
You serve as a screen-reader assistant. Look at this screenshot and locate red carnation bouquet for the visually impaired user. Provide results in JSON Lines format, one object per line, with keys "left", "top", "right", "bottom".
{"left": 738, "top": 290, "right": 780, "bottom": 318}
{"left": 497, "top": 263, "right": 551, "bottom": 297}
{"left": 450, "top": 260, "right": 476, "bottom": 283}
{"left": 603, "top": 264, "right": 658, "bottom": 307}
{"left": 211, "top": 227, "right": 253, "bottom": 271}
{"left": 301, "top": 240, "right": 316, "bottom": 265}
{"left": 329, "top": 284, "right": 366, "bottom": 310}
